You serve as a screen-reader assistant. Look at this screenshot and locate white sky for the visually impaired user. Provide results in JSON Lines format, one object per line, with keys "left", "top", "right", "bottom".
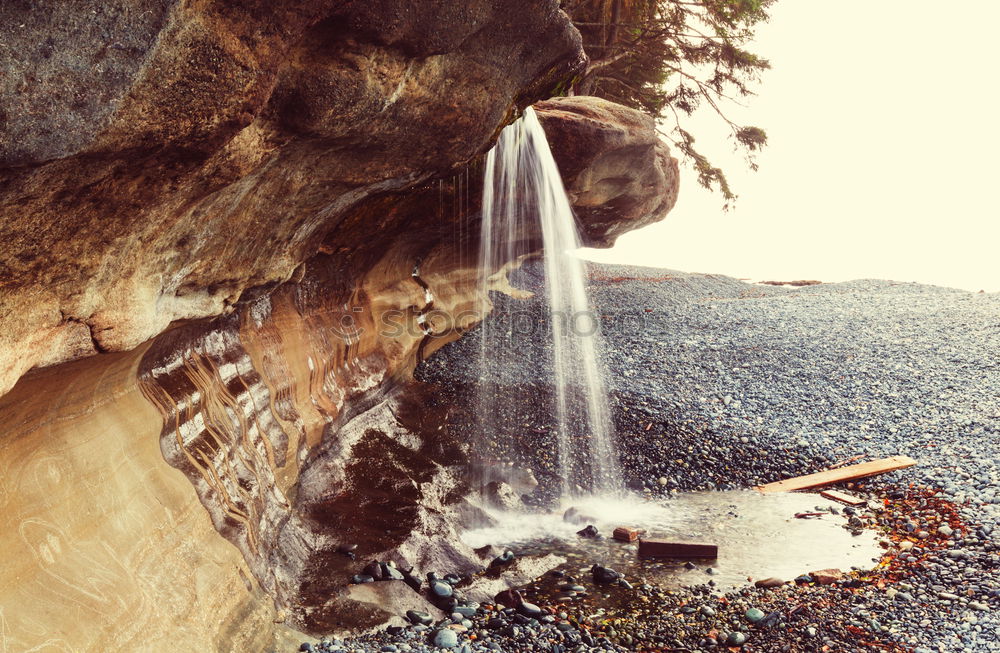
{"left": 581, "top": 0, "right": 1000, "bottom": 292}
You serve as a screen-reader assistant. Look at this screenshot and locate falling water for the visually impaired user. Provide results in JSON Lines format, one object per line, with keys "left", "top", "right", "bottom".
{"left": 477, "top": 107, "right": 621, "bottom": 497}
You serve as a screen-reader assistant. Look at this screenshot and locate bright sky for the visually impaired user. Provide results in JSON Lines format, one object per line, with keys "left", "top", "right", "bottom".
{"left": 582, "top": 0, "right": 1000, "bottom": 292}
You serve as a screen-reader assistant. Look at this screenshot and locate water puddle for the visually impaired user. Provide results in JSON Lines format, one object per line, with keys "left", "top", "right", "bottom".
{"left": 463, "top": 491, "right": 882, "bottom": 590}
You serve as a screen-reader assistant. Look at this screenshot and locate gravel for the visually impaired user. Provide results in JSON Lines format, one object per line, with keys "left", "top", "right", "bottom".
{"left": 298, "top": 261, "right": 1000, "bottom": 652}
{"left": 591, "top": 263, "right": 1000, "bottom": 651}
{"left": 587, "top": 264, "right": 1000, "bottom": 494}
{"left": 597, "top": 264, "right": 1000, "bottom": 651}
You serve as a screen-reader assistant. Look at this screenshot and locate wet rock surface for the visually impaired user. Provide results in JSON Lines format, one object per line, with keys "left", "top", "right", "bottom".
{"left": 287, "top": 482, "right": 993, "bottom": 652}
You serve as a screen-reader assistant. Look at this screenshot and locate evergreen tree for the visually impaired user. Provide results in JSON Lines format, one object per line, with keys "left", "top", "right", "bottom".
{"left": 565, "top": 0, "right": 773, "bottom": 205}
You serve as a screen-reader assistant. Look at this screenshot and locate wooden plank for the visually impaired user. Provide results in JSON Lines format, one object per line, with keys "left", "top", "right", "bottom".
{"left": 638, "top": 539, "right": 718, "bottom": 559}
{"left": 756, "top": 456, "right": 916, "bottom": 493}
{"left": 820, "top": 489, "right": 867, "bottom": 506}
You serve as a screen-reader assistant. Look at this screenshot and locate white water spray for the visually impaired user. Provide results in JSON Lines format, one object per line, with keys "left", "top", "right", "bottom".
{"left": 478, "top": 107, "right": 621, "bottom": 497}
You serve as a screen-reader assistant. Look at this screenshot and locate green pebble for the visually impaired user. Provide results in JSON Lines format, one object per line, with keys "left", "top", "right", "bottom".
{"left": 727, "top": 631, "right": 748, "bottom": 646}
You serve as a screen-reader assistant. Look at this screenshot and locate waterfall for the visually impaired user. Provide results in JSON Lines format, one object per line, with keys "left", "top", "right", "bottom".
{"left": 477, "top": 107, "right": 621, "bottom": 498}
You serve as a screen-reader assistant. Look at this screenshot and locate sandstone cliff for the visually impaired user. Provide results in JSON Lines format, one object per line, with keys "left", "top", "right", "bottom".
{"left": 0, "top": 0, "right": 587, "bottom": 395}
{"left": 0, "top": 2, "right": 678, "bottom": 650}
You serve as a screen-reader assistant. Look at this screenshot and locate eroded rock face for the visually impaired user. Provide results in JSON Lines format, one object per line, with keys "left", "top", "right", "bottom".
{"left": 0, "top": 0, "right": 584, "bottom": 396}
{"left": 134, "top": 249, "right": 485, "bottom": 636}
{"left": 0, "top": 2, "right": 680, "bottom": 649}
{"left": 536, "top": 96, "right": 680, "bottom": 245}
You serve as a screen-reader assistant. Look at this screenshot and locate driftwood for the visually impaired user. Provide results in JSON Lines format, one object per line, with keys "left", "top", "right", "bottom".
{"left": 756, "top": 456, "right": 916, "bottom": 493}
{"left": 820, "top": 489, "right": 868, "bottom": 506}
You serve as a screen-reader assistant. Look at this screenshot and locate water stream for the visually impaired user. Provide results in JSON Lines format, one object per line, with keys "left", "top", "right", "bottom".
{"left": 463, "top": 491, "right": 882, "bottom": 591}
{"left": 478, "top": 107, "right": 620, "bottom": 497}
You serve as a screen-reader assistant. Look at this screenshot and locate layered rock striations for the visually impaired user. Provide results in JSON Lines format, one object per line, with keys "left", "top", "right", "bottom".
{"left": 0, "top": 2, "right": 679, "bottom": 650}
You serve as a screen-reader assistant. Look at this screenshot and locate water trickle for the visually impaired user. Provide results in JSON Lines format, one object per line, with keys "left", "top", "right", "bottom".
{"left": 477, "top": 107, "right": 621, "bottom": 497}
